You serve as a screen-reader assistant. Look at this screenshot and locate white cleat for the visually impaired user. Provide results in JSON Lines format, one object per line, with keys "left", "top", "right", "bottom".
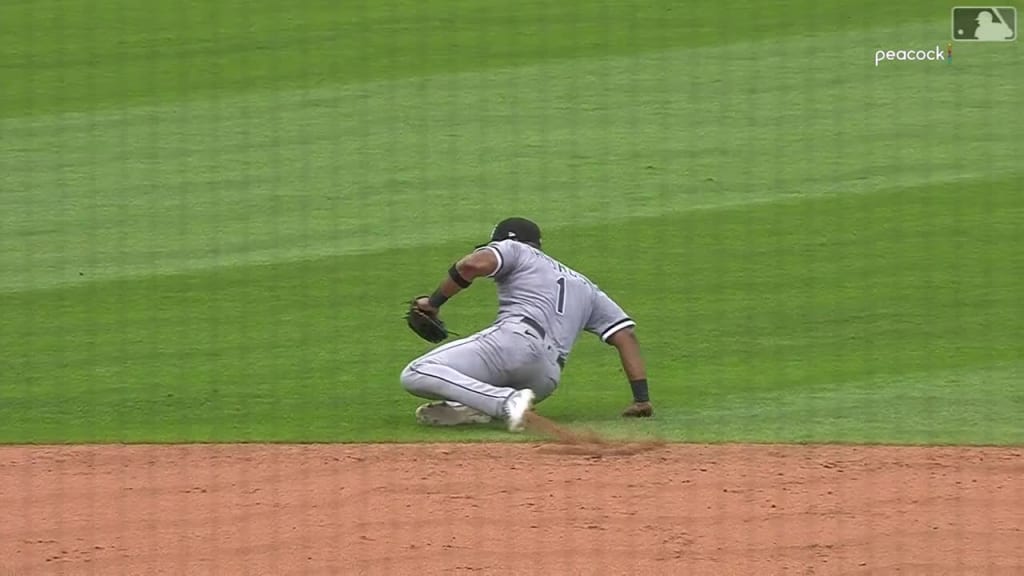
{"left": 502, "top": 389, "right": 535, "bottom": 432}
{"left": 415, "top": 402, "right": 492, "bottom": 426}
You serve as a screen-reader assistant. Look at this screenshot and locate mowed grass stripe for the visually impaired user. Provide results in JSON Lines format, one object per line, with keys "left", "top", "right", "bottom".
{"left": 1, "top": 176, "right": 1020, "bottom": 443}
{"left": 593, "top": 363, "right": 1024, "bottom": 445}
{"left": 3, "top": 22, "right": 1019, "bottom": 293}
{"left": 0, "top": 0, "right": 946, "bottom": 118}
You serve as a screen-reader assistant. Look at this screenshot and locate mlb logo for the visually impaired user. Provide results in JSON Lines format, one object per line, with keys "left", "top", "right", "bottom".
{"left": 952, "top": 7, "right": 1017, "bottom": 41}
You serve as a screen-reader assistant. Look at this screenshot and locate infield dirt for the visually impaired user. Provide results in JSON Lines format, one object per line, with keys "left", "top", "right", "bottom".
{"left": 0, "top": 442, "right": 1020, "bottom": 575}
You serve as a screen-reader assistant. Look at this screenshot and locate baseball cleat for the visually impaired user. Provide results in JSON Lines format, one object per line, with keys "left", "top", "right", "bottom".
{"left": 415, "top": 401, "right": 492, "bottom": 426}
{"left": 502, "top": 389, "right": 535, "bottom": 432}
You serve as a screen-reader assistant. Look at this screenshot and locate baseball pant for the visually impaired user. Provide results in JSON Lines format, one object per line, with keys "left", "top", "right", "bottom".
{"left": 400, "top": 318, "right": 563, "bottom": 418}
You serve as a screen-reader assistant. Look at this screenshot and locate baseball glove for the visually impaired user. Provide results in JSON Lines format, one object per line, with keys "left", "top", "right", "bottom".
{"left": 406, "top": 297, "right": 449, "bottom": 343}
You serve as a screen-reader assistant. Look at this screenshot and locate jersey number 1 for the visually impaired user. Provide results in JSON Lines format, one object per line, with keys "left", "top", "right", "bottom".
{"left": 555, "top": 277, "right": 566, "bottom": 315}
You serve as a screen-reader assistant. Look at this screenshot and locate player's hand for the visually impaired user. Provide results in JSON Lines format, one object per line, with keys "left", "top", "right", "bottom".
{"left": 621, "top": 401, "right": 653, "bottom": 418}
{"left": 414, "top": 297, "right": 438, "bottom": 315}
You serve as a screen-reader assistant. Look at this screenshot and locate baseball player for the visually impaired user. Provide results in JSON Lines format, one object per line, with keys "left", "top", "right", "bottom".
{"left": 400, "top": 217, "right": 653, "bottom": 432}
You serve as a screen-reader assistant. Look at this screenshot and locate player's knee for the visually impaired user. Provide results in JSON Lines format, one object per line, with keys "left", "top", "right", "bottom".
{"left": 533, "top": 378, "right": 558, "bottom": 402}
{"left": 400, "top": 362, "right": 428, "bottom": 395}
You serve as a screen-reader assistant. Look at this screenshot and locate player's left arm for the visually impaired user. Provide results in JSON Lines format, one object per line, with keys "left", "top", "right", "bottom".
{"left": 586, "top": 289, "right": 652, "bottom": 418}
{"left": 607, "top": 328, "right": 654, "bottom": 418}
{"left": 415, "top": 248, "right": 500, "bottom": 314}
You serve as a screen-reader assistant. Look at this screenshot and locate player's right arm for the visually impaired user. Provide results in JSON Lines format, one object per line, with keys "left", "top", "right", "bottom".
{"left": 584, "top": 289, "right": 653, "bottom": 418}
{"left": 607, "top": 328, "right": 653, "bottom": 418}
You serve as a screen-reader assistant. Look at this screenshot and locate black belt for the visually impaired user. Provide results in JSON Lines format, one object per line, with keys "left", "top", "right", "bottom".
{"left": 518, "top": 316, "right": 566, "bottom": 368}
{"left": 520, "top": 316, "right": 546, "bottom": 339}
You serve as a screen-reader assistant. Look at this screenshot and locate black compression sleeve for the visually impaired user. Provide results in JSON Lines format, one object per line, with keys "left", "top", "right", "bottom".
{"left": 630, "top": 379, "right": 650, "bottom": 403}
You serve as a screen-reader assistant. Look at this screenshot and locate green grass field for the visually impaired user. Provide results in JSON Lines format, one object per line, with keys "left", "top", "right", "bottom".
{"left": 1, "top": 0, "right": 1021, "bottom": 444}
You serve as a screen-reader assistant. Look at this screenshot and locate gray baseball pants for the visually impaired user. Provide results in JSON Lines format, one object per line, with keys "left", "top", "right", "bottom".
{"left": 400, "top": 317, "right": 563, "bottom": 417}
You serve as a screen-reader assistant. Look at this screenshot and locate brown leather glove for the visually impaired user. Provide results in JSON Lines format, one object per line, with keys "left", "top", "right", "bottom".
{"left": 405, "top": 296, "right": 448, "bottom": 343}
{"left": 621, "top": 401, "right": 653, "bottom": 418}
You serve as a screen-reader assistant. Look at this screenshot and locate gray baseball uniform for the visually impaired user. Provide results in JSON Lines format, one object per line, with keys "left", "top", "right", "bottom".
{"left": 400, "top": 239, "right": 636, "bottom": 417}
